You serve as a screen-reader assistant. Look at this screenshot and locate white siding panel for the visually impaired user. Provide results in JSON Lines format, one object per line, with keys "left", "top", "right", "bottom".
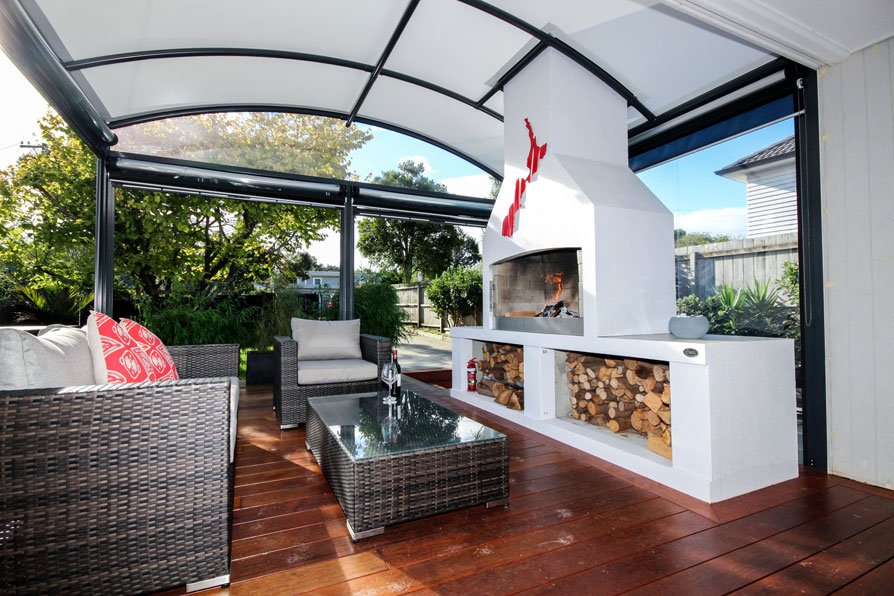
{"left": 746, "top": 168, "right": 798, "bottom": 238}
{"left": 820, "top": 37, "right": 894, "bottom": 489}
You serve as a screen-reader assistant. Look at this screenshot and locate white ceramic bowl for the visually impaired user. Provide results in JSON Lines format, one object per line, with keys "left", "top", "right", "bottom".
{"left": 668, "top": 315, "right": 709, "bottom": 339}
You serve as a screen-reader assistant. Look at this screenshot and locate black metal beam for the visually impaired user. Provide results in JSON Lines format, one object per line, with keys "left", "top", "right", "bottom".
{"left": 629, "top": 57, "right": 791, "bottom": 139}
{"left": 107, "top": 104, "right": 502, "bottom": 179}
{"left": 629, "top": 76, "right": 796, "bottom": 162}
{"left": 107, "top": 153, "right": 495, "bottom": 218}
{"left": 477, "top": 41, "right": 547, "bottom": 107}
{"left": 346, "top": 0, "right": 420, "bottom": 127}
{"left": 94, "top": 156, "right": 115, "bottom": 316}
{"left": 354, "top": 184, "right": 493, "bottom": 220}
{"left": 339, "top": 187, "right": 356, "bottom": 320}
{"left": 64, "top": 46, "right": 501, "bottom": 122}
{"left": 0, "top": 1, "right": 116, "bottom": 155}
{"left": 382, "top": 68, "right": 502, "bottom": 121}
{"left": 107, "top": 154, "right": 344, "bottom": 206}
{"left": 458, "top": 0, "right": 655, "bottom": 121}
{"left": 793, "top": 65, "right": 827, "bottom": 471}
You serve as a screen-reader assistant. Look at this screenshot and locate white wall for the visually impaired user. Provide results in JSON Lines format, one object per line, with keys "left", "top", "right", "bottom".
{"left": 819, "top": 36, "right": 894, "bottom": 489}
{"left": 746, "top": 163, "right": 798, "bottom": 238}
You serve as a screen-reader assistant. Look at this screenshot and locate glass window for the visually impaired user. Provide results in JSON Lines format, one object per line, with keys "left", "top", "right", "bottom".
{"left": 638, "top": 119, "right": 803, "bottom": 461}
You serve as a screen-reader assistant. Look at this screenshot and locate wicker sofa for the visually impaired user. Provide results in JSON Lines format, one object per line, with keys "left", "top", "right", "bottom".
{"left": 273, "top": 334, "right": 391, "bottom": 428}
{"left": 0, "top": 343, "right": 239, "bottom": 595}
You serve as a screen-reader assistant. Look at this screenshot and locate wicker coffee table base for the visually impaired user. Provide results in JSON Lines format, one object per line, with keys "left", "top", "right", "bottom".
{"left": 307, "top": 399, "right": 510, "bottom": 540}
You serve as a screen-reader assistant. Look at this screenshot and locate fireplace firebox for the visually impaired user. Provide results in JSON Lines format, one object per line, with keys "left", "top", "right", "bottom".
{"left": 491, "top": 248, "right": 583, "bottom": 335}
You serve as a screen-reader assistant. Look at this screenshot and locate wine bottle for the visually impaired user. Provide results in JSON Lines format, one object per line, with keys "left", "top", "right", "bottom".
{"left": 392, "top": 348, "right": 402, "bottom": 397}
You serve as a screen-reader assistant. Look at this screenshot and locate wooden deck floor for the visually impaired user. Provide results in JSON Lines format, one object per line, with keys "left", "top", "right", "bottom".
{"left": 194, "top": 380, "right": 894, "bottom": 595}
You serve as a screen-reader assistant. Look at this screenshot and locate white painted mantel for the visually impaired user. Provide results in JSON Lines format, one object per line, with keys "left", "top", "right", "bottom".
{"left": 450, "top": 328, "right": 797, "bottom": 503}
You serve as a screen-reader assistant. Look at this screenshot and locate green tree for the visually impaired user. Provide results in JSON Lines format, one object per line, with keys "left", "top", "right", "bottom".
{"left": 674, "top": 229, "right": 731, "bottom": 247}
{"left": 0, "top": 112, "right": 370, "bottom": 306}
{"left": 427, "top": 266, "right": 483, "bottom": 327}
{"left": 357, "top": 161, "right": 481, "bottom": 283}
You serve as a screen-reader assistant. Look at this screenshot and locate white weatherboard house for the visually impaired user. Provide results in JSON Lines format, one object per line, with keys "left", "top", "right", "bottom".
{"left": 717, "top": 135, "right": 798, "bottom": 239}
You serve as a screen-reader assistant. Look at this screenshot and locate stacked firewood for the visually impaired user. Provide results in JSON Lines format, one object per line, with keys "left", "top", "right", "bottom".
{"left": 476, "top": 342, "right": 524, "bottom": 411}
{"left": 565, "top": 353, "right": 672, "bottom": 459}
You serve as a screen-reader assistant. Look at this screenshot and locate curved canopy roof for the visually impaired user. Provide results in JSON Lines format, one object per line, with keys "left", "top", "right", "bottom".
{"left": 5, "top": 0, "right": 795, "bottom": 180}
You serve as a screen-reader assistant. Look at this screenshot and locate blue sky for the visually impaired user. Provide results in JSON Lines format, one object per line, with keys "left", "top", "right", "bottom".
{"left": 637, "top": 119, "right": 794, "bottom": 236}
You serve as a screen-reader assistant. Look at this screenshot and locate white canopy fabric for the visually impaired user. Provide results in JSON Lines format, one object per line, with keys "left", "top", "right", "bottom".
{"left": 14, "top": 0, "right": 787, "bottom": 178}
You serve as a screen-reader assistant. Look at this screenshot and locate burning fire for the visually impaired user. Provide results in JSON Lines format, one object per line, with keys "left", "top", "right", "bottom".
{"left": 545, "top": 272, "right": 564, "bottom": 303}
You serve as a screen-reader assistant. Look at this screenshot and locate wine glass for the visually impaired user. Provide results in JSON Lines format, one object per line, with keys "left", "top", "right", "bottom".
{"left": 381, "top": 363, "right": 397, "bottom": 404}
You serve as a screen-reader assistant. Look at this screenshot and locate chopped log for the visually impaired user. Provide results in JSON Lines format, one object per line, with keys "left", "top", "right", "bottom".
{"left": 508, "top": 394, "right": 522, "bottom": 411}
{"left": 662, "top": 384, "right": 671, "bottom": 405}
{"left": 588, "top": 414, "right": 608, "bottom": 426}
{"left": 607, "top": 418, "right": 632, "bottom": 433}
{"left": 587, "top": 401, "right": 611, "bottom": 416}
{"left": 644, "top": 392, "right": 663, "bottom": 413}
{"left": 496, "top": 388, "right": 513, "bottom": 405}
{"left": 477, "top": 378, "right": 499, "bottom": 397}
{"left": 657, "top": 406, "right": 672, "bottom": 425}
{"left": 653, "top": 365, "right": 667, "bottom": 383}
{"left": 608, "top": 408, "right": 632, "bottom": 420}
{"left": 630, "top": 409, "right": 647, "bottom": 433}
{"left": 645, "top": 410, "right": 661, "bottom": 427}
{"left": 604, "top": 359, "right": 617, "bottom": 367}
{"left": 648, "top": 434, "right": 672, "bottom": 459}
{"left": 662, "top": 427, "right": 672, "bottom": 446}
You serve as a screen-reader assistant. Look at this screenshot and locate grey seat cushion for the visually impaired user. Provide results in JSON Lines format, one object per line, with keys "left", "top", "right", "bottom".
{"left": 0, "top": 327, "right": 96, "bottom": 390}
{"left": 296, "top": 358, "right": 378, "bottom": 385}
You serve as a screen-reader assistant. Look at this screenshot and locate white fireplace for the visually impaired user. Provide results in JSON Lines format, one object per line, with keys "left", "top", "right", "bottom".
{"left": 450, "top": 48, "right": 798, "bottom": 504}
{"left": 483, "top": 47, "right": 676, "bottom": 338}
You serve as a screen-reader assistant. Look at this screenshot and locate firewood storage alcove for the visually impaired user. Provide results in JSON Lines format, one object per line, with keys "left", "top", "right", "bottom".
{"left": 451, "top": 328, "right": 797, "bottom": 503}
{"left": 561, "top": 352, "right": 672, "bottom": 459}
{"left": 474, "top": 341, "right": 525, "bottom": 411}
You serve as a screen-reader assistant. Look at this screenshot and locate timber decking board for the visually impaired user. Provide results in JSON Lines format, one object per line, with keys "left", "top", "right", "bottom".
{"left": 165, "top": 380, "right": 894, "bottom": 595}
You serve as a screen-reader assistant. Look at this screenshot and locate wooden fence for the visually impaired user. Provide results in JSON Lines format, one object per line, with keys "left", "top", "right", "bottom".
{"left": 675, "top": 232, "right": 798, "bottom": 301}
{"left": 393, "top": 283, "right": 445, "bottom": 330}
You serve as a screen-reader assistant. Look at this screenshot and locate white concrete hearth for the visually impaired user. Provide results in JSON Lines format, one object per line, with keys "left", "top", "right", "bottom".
{"left": 451, "top": 328, "right": 797, "bottom": 503}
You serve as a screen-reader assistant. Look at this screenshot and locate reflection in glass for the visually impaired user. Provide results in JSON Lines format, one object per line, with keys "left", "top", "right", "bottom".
{"left": 311, "top": 391, "right": 503, "bottom": 460}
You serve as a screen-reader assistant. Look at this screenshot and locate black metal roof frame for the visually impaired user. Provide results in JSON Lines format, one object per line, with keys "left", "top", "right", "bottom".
{"left": 1, "top": 0, "right": 799, "bottom": 212}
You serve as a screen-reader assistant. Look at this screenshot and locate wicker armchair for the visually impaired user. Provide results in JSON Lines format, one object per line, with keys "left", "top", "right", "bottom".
{"left": 0, "top": 343, "right": 239, "bottom": 595}
{"left": 274, "top": 334, "right": 392, "bottom": 428}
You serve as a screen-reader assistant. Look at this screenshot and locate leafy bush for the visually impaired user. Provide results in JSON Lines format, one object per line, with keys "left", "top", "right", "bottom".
{"left": 320, "top": 282, "right": 409, "bottom": 343}
{"left": 779, "top": 261, "right": 799, "bottom": 304}
{"left": 137, "top": 294, "right": 259, "bottom": 347}
{"left": 677, "top": 278, "right": 794, "bottom": 338}
{"left": 354, "top": 283, "right": 409, "bottom": 343}
{"left": 250, "top": 278, "right": 312, "bottom": 347}
{"left": 426, "top": 267, "right": 482, "bottom": 327}
{"left": 14, "top": 281, "right": 93, "bottom": 324}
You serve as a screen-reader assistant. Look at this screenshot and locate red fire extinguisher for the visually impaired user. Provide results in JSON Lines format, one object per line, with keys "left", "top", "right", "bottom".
{"left": 467, "top": 358, "right": 477, "bottom": 391}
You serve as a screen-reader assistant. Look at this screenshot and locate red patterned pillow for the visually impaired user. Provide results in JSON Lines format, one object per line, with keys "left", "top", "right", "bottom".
{"left": 119, "top": 318, "right": 179, "bottom": 381}
{"left": 86, "top": 311, "right": 155, "bottom": 383}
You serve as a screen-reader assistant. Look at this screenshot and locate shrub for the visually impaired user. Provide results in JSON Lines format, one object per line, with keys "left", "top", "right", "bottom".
{"left": 136, "top": 294, "right": 259, "bottom": 347}
{"left": 250, "top": 278, "right": 312, "bottom": 347}
{"left": 427, "top": 266, "right": 482, "bottom": 327}
{"left": 320, "top": 282, "right": 409, "bottom": 344}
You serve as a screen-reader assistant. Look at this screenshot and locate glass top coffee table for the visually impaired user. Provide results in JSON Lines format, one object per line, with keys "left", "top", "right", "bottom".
{"left": 306, "top": 390, "right": 510, "bottom": 540}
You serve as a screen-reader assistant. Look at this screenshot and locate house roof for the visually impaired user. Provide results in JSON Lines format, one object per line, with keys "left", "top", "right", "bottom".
{"left": 716, "top": 134, "right": 795, "bottom": 177}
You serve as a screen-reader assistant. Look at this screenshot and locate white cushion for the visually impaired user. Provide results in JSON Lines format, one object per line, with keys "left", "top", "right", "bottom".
{"left": 0, "top": 327, "right": 96, "bottom": 390}
{"left": 296, "top": 358, "right": 377, "bottom": 385}
{"left": 291, "top": 318, "right": 362, "bottom": 361}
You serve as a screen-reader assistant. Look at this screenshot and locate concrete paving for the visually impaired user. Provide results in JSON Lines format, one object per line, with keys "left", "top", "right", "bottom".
{"left": 394, "top": 330, "right": 453, "bottom": 371}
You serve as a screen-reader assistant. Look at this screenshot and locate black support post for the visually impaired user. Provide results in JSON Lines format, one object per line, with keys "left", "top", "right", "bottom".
{"left": 339, "top": 187, "right": 356, "bottom": 320}
{"left": 794, "top": 67, "right": 827, "bottom": 470}
{"left": 93, "top": 157, "right": 115, "bottom": 316}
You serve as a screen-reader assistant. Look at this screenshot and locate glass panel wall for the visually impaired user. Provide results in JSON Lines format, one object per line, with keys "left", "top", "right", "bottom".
{"left": 637, "top": 119, "right": 804, "bottom": 461}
